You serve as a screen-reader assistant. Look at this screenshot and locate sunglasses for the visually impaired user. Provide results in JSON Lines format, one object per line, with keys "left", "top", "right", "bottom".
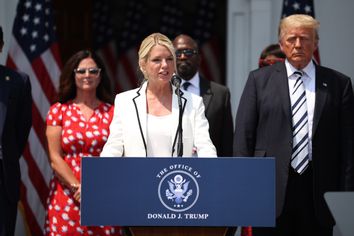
{"left": 175, "top": 49, "right": 198, "bottom": 58}
{"left": 74, "top": 68, "right": 101, "bottom": 75}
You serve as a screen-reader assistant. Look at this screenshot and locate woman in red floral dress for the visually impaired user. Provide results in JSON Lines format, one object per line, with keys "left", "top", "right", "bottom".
{"left": 44, "top": 50, "right": 121, "bottom": 236}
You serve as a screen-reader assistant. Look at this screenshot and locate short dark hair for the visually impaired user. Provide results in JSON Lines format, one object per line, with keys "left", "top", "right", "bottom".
{"left": 0, "top": 26, "right": 3, "bottom": 44}
{"left": 259, "top": 44, "right": 285, "bottom": 60}
{"left": 258, "top": 44, "right": 286, "bottom": 68}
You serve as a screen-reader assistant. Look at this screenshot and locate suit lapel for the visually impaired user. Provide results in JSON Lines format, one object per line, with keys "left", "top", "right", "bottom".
{"left": 199, "top": 77, "right": 212, "bottom": 110}
{"left": 132, "top": 82, "right": 148, "bottom": 155}
{"left": 275, "top": 64, "right": 292, "bottom": 122}
{"left": 312, "top": 66, "right": 328, "bottom": 136}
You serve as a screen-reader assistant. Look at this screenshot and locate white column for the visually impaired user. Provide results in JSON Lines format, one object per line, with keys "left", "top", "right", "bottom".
{"left": 227, "top": 0, "right": 275, "bottom": 118}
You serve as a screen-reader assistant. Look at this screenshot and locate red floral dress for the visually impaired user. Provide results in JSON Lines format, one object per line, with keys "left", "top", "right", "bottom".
{"left": 44, "top": 101, "right": 121, "bottom": 236}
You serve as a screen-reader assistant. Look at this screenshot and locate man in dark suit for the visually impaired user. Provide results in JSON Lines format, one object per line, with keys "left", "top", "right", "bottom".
{"left": 173, "top": 34, "right": 233, "bottom": 157}
{"left": 0, "top": 26, "right": 32, "bottom": 236}
{"left": 234, "top": 14, "right": 354, "bottom": 236}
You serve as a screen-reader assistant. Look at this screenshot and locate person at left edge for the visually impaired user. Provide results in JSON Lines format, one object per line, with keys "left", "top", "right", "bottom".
{"left": 44, "top": 50, "right": 121, "bottom": 235}
{"left": 0, "top": 25, "right": 32, "bottom": 236}
{"left": 101, "top": 33, "right": 216, "bottom": 157}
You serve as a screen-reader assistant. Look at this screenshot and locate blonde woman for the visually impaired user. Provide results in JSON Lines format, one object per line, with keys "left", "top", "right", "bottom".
{"left": 101, "top": 33, "right": 216, "bottom": 157}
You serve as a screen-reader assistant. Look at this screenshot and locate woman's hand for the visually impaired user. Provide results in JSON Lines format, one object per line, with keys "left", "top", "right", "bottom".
{"left": 71, "top": 183, "right": 81, "bottom": 203}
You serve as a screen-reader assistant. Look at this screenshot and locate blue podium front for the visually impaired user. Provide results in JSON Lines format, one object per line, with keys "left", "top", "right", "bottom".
{"left": 81, "top": 157, "right": 275, "bottom": 227}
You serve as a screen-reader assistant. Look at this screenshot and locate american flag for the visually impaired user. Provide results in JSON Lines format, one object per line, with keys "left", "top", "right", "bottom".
{"left": 93, "top": 0, "right": 120, "bottom": 93}
{"left": 159, "top": 0, "right": 183, "bottom": 37}
{"left": 93, "top": 0, "right": 149, "bottom": 94}
{"left": 281, "top": 0, "right": 321, "bottom": 64}
{"left": 97, "top": 0, "right": 225, "bottom": 93}
{"left": 160, "top": 0, "right": 223, "bottom": 84}
{"left": 6, "top": 0, "right": 61, "bottom": 235}
{"left": 193, "top": 0, "right": 222, "bottom": 83}
{"left": 114, "top": 0, "right": 150, "bottom": 92}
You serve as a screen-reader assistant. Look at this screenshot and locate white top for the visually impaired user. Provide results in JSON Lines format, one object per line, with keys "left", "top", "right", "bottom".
{"left": 100, "top": 81, "right": 217, "bottom": 157}
{"left": 146, "top": 114, "right": 173, "bottom": 157}
{"left": 286, "top": 60, "right": 316, "bottom": 160}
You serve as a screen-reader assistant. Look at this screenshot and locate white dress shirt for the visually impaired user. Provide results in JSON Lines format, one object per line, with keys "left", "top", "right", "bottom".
{"left": 182, "top": 72, "right": 200, "bottom": 96}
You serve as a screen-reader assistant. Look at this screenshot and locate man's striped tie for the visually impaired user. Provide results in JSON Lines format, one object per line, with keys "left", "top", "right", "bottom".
{"left": 291, "top": 71, "right": 309, "bottom": 174}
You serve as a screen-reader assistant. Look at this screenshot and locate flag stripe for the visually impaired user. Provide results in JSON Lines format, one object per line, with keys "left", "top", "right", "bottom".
{"left": 41, "top": 47, "right": 61, "bottom": 89}
{"left": 20, "top": 153, "right": 47, "bottom": 234}
{"left": 96, "top": 42, "right": 122, "bottom": 92}
{"left": 23, "top": 145, "right": 48, "bottom": 206}
{"left": 200, "top": 40, "right": 221, "bottom": 83}
{"left": 8, "top": 38, "right": 51, "bottom": 119}
{"left": 102, "top": 43, "right": 118, "bottom": 77}
{"left": 31, "top": 104, "right": 47, "bottom": 148}
{"left": 119, "top": 53, "right": 139, "bottom": 88}
{"left": 117, "top": 62, "right": 136, "bottom": 91}
{"left": 27, "top": 128, "right": 52, "bottom": 185}
{"left": 97, "top": 50, "right": 116, "bottom": 78}
{"left": 31, "top": 58, "right": 57, "bottom": 102}
{"left": 49, "top": 43, "right": 63, "bottom": 72}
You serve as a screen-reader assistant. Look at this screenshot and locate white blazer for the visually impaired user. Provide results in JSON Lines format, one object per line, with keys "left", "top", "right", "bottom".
{"left": 101, "top": 81, "right": 217, "bottom": 157}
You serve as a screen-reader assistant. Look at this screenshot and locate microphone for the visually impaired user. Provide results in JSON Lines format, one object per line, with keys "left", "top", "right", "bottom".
{"left": 171, "top": 74, "right": 182, "bottom": 88}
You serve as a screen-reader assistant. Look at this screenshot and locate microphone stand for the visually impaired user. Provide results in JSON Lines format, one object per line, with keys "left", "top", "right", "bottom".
{"left": 171, "top": 74, "right": 183, "bottom": 157}
{"left": 176, "top": 87, "right": 183, "bottom": 157}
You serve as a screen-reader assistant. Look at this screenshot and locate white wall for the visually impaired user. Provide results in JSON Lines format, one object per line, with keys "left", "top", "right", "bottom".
{"left": 227, "top": 0, "right": 354, "bottom": 117}
{"left": 315, "top": 0, "right": 354, "bottom": 78}
{"left": 0, "top": 0, "right": 18, "bottom": 64}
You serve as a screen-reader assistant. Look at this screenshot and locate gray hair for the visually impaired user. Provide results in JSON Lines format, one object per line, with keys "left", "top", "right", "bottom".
{"left": 279, "top": 14, "right": 320, "bottom": 41}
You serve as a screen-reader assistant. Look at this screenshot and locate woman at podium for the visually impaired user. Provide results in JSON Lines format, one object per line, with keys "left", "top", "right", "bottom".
{"left": 101, "top": 33, "right": 216, "bottom": 158}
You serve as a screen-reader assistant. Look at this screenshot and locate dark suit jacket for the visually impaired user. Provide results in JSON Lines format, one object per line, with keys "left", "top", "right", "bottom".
{"left": 233, "top": 62, "right": 354, "bottom": 226}
{"left": 200, "top": 76, "right": 233, "bottom": 157}
{"left": 0, "top": 65, "right": 32, "bottom": 202}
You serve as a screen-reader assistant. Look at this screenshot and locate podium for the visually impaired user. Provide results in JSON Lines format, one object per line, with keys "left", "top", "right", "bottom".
{"left": 81, "top": 157, "right": 275, "bottom": 236}
{"left": 324, "top": 192, "right": 354, "bottom": 236}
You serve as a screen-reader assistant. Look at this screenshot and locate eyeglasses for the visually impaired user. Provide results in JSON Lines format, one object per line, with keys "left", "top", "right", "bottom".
{"left": 74, "top": 68, "right": 101, "bottom": 75}
{"left": 258, "top": 58, "right": 285, "bottom": 68}
{"left": 175, "top": 49, "right": 198, "bottom": 58}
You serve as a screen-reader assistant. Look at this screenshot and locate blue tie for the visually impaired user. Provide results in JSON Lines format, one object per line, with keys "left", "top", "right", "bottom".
{"left": 290, "top": 71, "right": 309, "bottom": 174}
{"left": 182, "top": 82, "right": 191, "bottom": 91}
